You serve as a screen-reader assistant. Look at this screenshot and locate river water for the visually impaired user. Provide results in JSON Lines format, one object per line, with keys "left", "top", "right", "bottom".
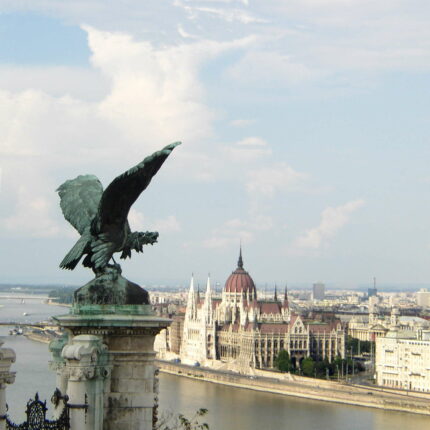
{"left": 1, "top": 294, "right": 429, "bottom": 429}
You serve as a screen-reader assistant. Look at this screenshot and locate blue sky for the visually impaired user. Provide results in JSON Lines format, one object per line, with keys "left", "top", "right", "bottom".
{"left": 0, "top": 1, "right": 429, "bottom": 289}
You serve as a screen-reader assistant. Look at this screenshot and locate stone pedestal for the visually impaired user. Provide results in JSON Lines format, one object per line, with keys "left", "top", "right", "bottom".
{"left": 0, "top": 342, "right": 15, "bottom": 430}
{"left": 54, "top": 305, "right": 170, "bottom": 430}
{"left": 62, "top": 335, "right": 109, "bottom": 430}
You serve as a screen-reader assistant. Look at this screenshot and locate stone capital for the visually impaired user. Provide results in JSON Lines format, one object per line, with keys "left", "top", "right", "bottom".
{"left": 0, "top": 341, "right": 16, "bottom": 386}
{"left": 49, "top": 360, "right": 65, "bottom": 373}
{"left": 61, "top": 335, "right": 110, "bottom": 381}
{"left": 62, "top": 335, "right": 105, "bottom": 360}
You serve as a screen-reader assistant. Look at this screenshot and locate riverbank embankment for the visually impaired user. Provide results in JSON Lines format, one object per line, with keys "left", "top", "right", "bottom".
{"left": 157, "top": 360, "right": 430, "bottom": 416}
{"left": 24, "top": 332, "right": 51, "bottom": 344}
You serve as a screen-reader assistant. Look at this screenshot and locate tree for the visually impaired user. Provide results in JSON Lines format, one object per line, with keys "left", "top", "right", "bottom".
{"left": 301, "top": 357, "right": 315, "bottom": 377}
{"left": 156, "top": 408, "right": 210, "bottom": 430}
{"left": 275, "top": 350, "right": 291, "bottom": 372}
{"left": 48, "top": 287, "right": 75, "bottom": 304}
{"left": 346, "top": 336, "right": 372, "bottom": 355}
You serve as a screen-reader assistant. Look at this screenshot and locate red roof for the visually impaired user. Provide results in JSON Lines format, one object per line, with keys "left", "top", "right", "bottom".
{"left": 219, "top": 322, "right": 255, "bottom": 332}
{"left": 224, "top": 267, "right": 257, "bottom": 294}
{"left": 308, "top": 321, "right": 340, "bottom": 334}
{"left": 259, "top": 323, "right": 289, "bottom": 334}
{"left": 260, "top": 302, "right": 282, "bottom": 314}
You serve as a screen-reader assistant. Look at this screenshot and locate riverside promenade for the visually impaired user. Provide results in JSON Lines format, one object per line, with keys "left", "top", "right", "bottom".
{"left": 157, "top": 360, "right": 430, "bottom": 416}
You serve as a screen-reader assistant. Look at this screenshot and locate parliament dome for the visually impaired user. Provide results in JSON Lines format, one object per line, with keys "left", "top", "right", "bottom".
{"left": 224, "top": 249, "right": 257, "bottom": 296}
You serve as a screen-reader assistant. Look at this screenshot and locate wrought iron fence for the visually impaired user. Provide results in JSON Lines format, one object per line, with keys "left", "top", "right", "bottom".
{"left": 6, "top": 389, "right": 70, "bottom": 430}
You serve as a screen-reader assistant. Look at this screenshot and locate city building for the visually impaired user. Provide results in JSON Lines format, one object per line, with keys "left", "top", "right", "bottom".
{"left": 348, "top": 306, "right": 430, "bottom": 342}
{"left": 312, "top": 283, "right": 325, "bottom": 301}
{"left": 376, "top": 329, "right": 430, "bottom": 392}
{"left": 368, "top": 277, "right": 378, "bottom": 298}
{"left": 179, "top": 250, "right": 346, "bottom": 372}
{"left": 416, "top": 288, "right": 430, "bottom": 308}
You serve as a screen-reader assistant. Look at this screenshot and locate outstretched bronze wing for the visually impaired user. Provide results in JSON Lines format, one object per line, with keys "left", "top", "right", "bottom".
{"left": 57, "top": 174, "right": 104, "bottom": 235}
{"left": 95, "top": 142, "right": 181, "bottom": 232}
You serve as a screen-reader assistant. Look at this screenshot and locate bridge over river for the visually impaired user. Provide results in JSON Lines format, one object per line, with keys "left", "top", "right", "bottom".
{"left": 0, "top": 295, "right": 50, "bottom": 300}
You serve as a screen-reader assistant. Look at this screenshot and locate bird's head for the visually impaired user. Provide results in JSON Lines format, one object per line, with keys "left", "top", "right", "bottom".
{"left": 131, "top": 231, "right": 159, "bottom": 252}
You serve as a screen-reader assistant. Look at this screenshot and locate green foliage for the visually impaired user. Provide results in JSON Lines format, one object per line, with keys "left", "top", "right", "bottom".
{"left": 301, "top": 357, "right": 315, "bottom": 377}
{"left": 48, "top": 287, "right": 75, "bottom": 304}
{"left": 284, "top": 354, "right": 365, "bottom": 379}
{"left": 157, "top": 408, "right": 210, "bottom": 430}
{"left": 274, "top": 350, "right": 291, "bottom": 372}
{"left": 346, "top": 336, "right": 372, "bottom": 354}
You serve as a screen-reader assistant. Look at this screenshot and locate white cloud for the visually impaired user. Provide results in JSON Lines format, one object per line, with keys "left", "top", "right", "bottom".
{"left": 236, "top": 137, "right": 267, "bottom": 146}
{"left": 2, "top": 183, "right": 63, "bottom": 238}
{"left": 151, "top": 215, "right": 181, "bottom": 233}
{"left": 203, "top": 215, "right": 272, "bottom": 249}
{"left": 128, "top": 209, "right": 181, "bottom": 234}
{"left": 174, "top": 1, "right": 267, "bottom": 24}
{"left": 203, "top": 235, "right": 249, "bottom": 249}
{"left": 225, "top": 216, "right": 273, "bottom": 231}
{"left": 0, "top": 87, "right": 117, "bottom": 238}
{"left": 0, "top": 27, "right": 252, "bottom": 238}
{"left": 224, "top": 136, "right": 272, "bottom": 162}
{"left": 177, "top": 24, "right": 199, "bottom": 39}
{"left": 86, "top": 26, "right": 253, "bottom": 152}
{"left": 0, "top": 89, "right": 111, "bottom": 161}
{"left": 293, "top": 199, "right": 365, "bottom": 251}
{"left": 228, "top": 51, "right": 319, "bottom": 86}
{"left": 0, "top": 65, "right": 109, "bottom": 101}
{"left": 246, "top": 162, "right": 307, "bottom": 197}
{"left": 86, "top": 26, "right": 212, "bottom": 151}
{"left": 128, "top": 208, "right": 146, "bottom": 231}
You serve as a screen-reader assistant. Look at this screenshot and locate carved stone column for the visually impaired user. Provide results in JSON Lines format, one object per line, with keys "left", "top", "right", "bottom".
{"left": 62, "top": 334, "right": 110, "bottom": 430}
{"left": 49, "top": 333, "right": 69, "bottom": 418}
{"left": 54, "top": 306, "right": 170, "bottom": 430}
{"left": 0, "top": 341, "right": 15, "bottom": 430}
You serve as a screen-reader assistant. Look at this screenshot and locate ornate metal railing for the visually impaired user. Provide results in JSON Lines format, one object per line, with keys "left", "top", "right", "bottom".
{"left": 6, "top": 389, "right": 70, "bottom": 430}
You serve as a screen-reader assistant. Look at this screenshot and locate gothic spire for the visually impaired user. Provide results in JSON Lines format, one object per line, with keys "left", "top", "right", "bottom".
{"left": 283, "top": 284, "right": 289, "bottom": 307}
{"left": 238, "top": 244, "right": 244, "bottom": 269}
{"left": 186, "top": 274, "right": 197, "bottom": 319}
{"left": 274, "top": 284, "right": 278, "bottom": 301}
{"left": 189, "top": 273, "right": 195, "bottom": 292}
{"left": 206, "top": 274, "right": 211, "bottom": 294}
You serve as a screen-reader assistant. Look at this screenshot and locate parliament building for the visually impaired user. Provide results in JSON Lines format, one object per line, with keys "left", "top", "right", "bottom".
{"left": 179, "top": 250, "right": 346, "bottom": 371}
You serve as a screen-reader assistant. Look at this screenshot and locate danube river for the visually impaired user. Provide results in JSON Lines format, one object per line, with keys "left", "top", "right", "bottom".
{"left": 1, "top": 295, "right": 430, "bottom": 429}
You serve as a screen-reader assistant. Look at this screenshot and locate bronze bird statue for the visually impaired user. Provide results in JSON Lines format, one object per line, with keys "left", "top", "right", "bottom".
{"left": 57, "top": 142, "right": 180, "bottom": 274}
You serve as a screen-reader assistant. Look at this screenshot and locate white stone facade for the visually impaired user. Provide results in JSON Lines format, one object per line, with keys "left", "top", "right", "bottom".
{"left": 417, "top": 289, "right": 430, "bottom": 308}
{"left": 376, "top": 330, "right": 430, "bottom": 392}
{"left": 180, "top": 276, "right": 216, "bottom": 364}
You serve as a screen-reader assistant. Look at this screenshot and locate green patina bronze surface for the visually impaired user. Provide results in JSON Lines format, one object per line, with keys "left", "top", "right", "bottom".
{"left": 53, "top": 310, "right": 170, "bottom": 329}
{"left": 71, "top": 303, "right": 153, "bottom": 316}
{"left": 57, "top": 142, "right": 181, "bottom": 307}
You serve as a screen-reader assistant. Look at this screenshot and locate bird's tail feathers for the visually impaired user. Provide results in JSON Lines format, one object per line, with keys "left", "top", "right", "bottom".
{"left": 60, "top": 234, "right": 90, "bottom": 270}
